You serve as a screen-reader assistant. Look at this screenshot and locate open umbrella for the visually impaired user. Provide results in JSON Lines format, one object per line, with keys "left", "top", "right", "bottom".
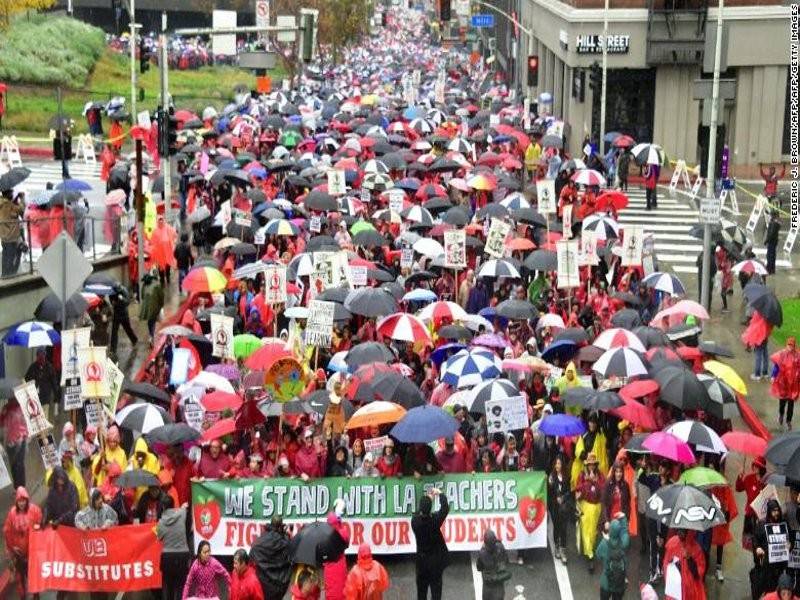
{"left": 610, "top": 396, "right": 658, "bottom": 430}
{"left": 233, "top": 334, "right": 264, "bottom": 359}
{"left": 697, "top": 374, "right": 740, "bottom": 420}
{"left": 288, "top": 521, "right": 348, "bottom": 567}
{"left": 441, "top": 349, "right": 502, "bottom": 389}
{"left": 123, "top": 381, "right": 171, "bottom": 404}
{"left": 34, "top": 292, "right": 89, "bottom": 321}
{"left": 114, "top": 403, "right": 171, "bottom": 433}
{"left": 642, "top": 272, "right": 686, "bottom": 296}
{"left": 0, "top": 166, "right": 31, "bottom": 191}
{"left": 344, "top": 288, "right": 398, "bottom": 318}
{"left": 145, "top": 423, "right": 200, "bottom": 445}
{"left": 665, "top": 420, "right": 727, "bottom": 454}
{"left": 720, "top": 431, "right": 767, "bottom": 458}
{"left": 592, "top": 347, "right": 648, "bottom": 379}
{"left": 703, "top": 360, "right": 748, "bottom": 395}
{"left": 390, "top": 405, "right": 459, "bottom": 443}
{"left": 376, "top": 313, "right": 432, "bottom": 345}
{"left": 182, "top": 267, "right": 227, "bottom": 293}
{"left": 201, "top": 391, "right": 243, "bottom": 412}
{"left": 369, "top": 372, "right": 425, "bottom": 409}
{"left": 465, "top": 378, "right": 519, "bottom": 413}
{"left": 593, "top": 328, "right": 646, "bottom": 352}
{"left": 678, "top": 467, "right": 727, "bottom": 487}
{"left": 116, "top": 469, "right": 161, "bottom": 488}
{"left": 344, "top": 342, "right": 396, "bottom": 370}
{"left": 654, "top": 366, "right": 709, "bottom": 411}
{"left": 346, "top": 400, "right": 406, "bottom": 430}
{"left": 642, "top": 432, "right": 695, "bottom": 465}
{"left": 645, "top": 483, "right": 724, "bottom": 531}
{"left": 523, "top": 250, "right": 557, "bottom": 271}
{"left": 766, "top": 432, "right": 800, "bottom": 472}
{"left": 3, "top": 321, "right": 60, "bottom": 347}
{"left": 495, "top": 299, "right": 536, "bottom": 320}
{"left": 539, "top": 414, "right": 586, "bottom": 437}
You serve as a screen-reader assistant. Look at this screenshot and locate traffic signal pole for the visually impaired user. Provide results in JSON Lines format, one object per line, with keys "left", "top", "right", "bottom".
{"left": 160, "top": 12, "right": 172, "bottom": 218}
{"left": 599, "top": 0, "right": 608, "bottom": 156}
{"left": 129, "top": 0, "right": 137, "bottom": 116}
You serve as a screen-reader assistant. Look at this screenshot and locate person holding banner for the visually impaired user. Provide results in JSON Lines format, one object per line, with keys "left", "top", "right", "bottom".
{"left": 3, "top": 486, "right": 42, "bottom": 599}
{"left": 75, "top": 488, "right": 119, "bottom": 531}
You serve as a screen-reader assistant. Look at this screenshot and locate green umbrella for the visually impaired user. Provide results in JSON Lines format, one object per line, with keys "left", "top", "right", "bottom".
{"left": 278, "top": 130, "right": 303, "bottom": 148}
{"left": 677, "top": 466, "right": 726, "bottom": 487}
{"left": 234, "top": 334, "right": 264, "bottom": 359}
{"left": 350, "top": 220, "right": 376, "bottom": 235}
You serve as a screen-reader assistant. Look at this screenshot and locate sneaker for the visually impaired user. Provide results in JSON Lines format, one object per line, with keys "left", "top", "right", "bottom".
{"left": 517, "top": 555, "right": 524, "bottom": 565}
{"left": 552, "top": 548, "right": 561, "bottom": 560}
{"left": 716, "top": 566, "right": 724, "bottom": 582}
{"left": 750, "top": 374, "right": 761, "bottom": 382}
{"left": 560, "top": 549, "right": 567, "bottom": 565}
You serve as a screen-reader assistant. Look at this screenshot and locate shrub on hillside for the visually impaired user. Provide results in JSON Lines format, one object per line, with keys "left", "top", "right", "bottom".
{"left": 0, "top": 15, "right": 104, "bottom": 86}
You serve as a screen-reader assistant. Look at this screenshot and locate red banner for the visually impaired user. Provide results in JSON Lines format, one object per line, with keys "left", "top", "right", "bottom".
{"left": 27, "top": 524, "right": 162, "bottom": 593}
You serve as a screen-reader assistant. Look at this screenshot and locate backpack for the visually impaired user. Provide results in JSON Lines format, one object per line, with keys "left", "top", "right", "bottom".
{"left": 606, "top": 544, "right": 626, "bottom": 590}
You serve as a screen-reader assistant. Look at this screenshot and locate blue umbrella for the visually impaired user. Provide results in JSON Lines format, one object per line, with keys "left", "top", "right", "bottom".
{"left": 84, "top": 283, "right": 115, "bottom": 296}
{"left": 441, "top": 349, "right": 502, "bottom": 389}
{"left": 30, "top": 190, "right": 55, "bottom": 206}
{"left": 403, "top": 106, "right": 424, "bottom": 120}
{"left": 539, "top": 414, "right": 586, "bottom": 437}
{"left": 3, "top": 321, "right": 60, "bottom": 347}
{"left": 390, "top": 405, "right": 458, "bottom": 443}
{"left": 56, "top": 179, "right": 91, "bottom": 192}
{"left": 403, "top": 289, "right": 437, "bottom": 303}
{"left": 541, "top": 339, "right": 579, "bottom": 362}
{"left": 478, "top": 307, "right": 508, "bottom": 329}
{"left": 430, "top": 343, "right": 467, "bottom": 368}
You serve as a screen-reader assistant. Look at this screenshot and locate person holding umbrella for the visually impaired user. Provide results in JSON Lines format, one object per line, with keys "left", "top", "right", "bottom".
{"left": 411, "top": 487, "right": 450, "bottom": 600}
{"left": 663, "top": 529, "right": 706, "bottom": 600}
{"left": 770, "top": 337, "right": 800, "bottom": 430}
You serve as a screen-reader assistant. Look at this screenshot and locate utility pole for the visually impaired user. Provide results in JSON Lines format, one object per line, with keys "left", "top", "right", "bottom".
{"left": 700, "top": 0, "right": 724, "bottom": 310}
{"left": 135, "top": 139, "right": 145, "bottom": 296}
{"left": 599, "top": 0, "right": 608, "bottom": 156}
{"left": 129, "top": 0, "right": 137, "bottom": 116}
{"left": 160, "top": 12, "right": 172, "bottom": 218}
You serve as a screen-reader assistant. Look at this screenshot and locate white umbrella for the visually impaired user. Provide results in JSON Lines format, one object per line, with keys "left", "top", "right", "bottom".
{"left": 413, "top": 238, "right": 445, "bottom": 258}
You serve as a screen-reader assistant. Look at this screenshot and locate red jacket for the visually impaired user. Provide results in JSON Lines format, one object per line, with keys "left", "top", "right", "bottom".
{"left": 3, "top": 488, "right": 42, "bottom": 560}
{"left": 323, "top": 513, "right": 351, "bottom": 600}
{"left": 663, "top": 531, "right": 706, "bottom": 600}
{"left": 771, "top": 347, "right": 800, "bottom": 400}
{"left": 376, "top": 456, "right": 402, "bottom": 477}
{"left": 231, "top": 564, "right": 265, "bottom": 600}
{"left": 735, "top": 471, "right": 764, "bottom": 518}
{"left": 293, "top": 445, "right": 326, "bottom": 478}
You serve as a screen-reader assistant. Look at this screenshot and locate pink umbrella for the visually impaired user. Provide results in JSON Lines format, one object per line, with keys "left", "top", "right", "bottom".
{"left": 105, "top": 189, "right": 126, "bottom": 206}
{"left": 448, "top": 178, "right": 470, "bottom": 193}
{"left": 642, "top": 431, "right": 695, "bottom": 464}
{"left": 502, "top": 359, "right": 532, "bottom": 373}
{"left": 650, "top": 299, "right": 710, "bottom": 327}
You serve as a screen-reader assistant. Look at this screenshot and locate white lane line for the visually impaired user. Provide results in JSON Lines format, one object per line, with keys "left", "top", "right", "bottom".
{"left": 470, "top": 552, "right": 482, "bottom": 600}
{"left": 548, "top": 521, "right": 574, "bottom": 600}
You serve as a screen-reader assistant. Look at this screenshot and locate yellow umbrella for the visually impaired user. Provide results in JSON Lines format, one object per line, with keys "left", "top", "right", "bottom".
{"left": 703, "top": 360, "right": 748, "bottom": 395}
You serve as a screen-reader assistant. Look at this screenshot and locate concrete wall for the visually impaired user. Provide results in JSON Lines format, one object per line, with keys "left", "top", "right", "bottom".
{"left": 653, "top": 65, "right": 702, "bottom": 164}
{"left": 0, "top": 256, "right": 128, "bottom": 379}
{"left": 732, "top": 65, "right": 788, "bottom": 166}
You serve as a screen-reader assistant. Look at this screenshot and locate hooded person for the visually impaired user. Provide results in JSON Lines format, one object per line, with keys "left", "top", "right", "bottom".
{"left": 250, "top": 517, "right": 292, "bottom": 600}
{"left": 762, "top": 572, "right": 800, "bottom": 600}
{"left": 663, "top": 529, "right": 706, "bottom": 600}
{"left": 596, "top": 513, "right": 630, "bottom": 600}
{"left": 570, "top": 412, "right": 609, "bottom": 489}
{"left": 3, "top": 486, "right": 42, "bottom": 598}
{"left": 48, "top": 448, "right": 89, "bottom": 508}
{"left": 328, "top": 444, "right": 353, "bottom": 477}
{"left": 131, "top": 436, "right": 161, "bottom": 501}
{"left": 475, "top": 530, "right": 510, "bottom": 600}
{"left": 91, "top": 424, "right": 128, "bottom": 486}
{"left": 157, "top": 495, "right": 191, "bottom": 600}
{"left": 411, "top": 488, "right": 450, "bottom": 600}
{"left": 58, "top": 421, "right": 83, "bottom": 458}
{"left": 75, "top": 487, "right": 119, "bottom": 530}
{"left": 344, "top": 543, "right": 391, "bottom": 600}
{"left": 231, "top": 548, "right": 265, "bottom": 600}
{"left": 323, "top": 507, "right": 351, "bottom": 600}
{"left": 43, "top": 465, "right": 79, "bottom": 527}
{"left": 755, "top": 498, "right": 791, "bottom": 595}
{"left": 771, "top": 336, "right": 800, "bottom": 429}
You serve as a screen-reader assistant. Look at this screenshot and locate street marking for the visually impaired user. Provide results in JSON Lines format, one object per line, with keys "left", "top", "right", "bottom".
{"left": 470, "top": 552, "right": 482, "bottom": 600}
{"left": 548, "top": 521, "right": 574, "bottom": 600}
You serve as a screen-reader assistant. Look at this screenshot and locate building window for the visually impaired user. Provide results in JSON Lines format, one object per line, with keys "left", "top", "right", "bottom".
{"left": 591, "top": 68, "right": 656, "bottom": 144}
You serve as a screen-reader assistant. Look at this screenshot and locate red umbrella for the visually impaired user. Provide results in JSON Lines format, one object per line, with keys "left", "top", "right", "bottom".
{"left": 202, "top": 391, "right": 243, "bottom": 412}
{"left": 720, "top": 431, "right": 768, "bottom": 458}
{"left": 596, "top": 191, "right": 629, "bottom": 212}
{"left": 477, "top": 151, "right": 502, "bottom": 167}
{"left": 676, "top": 346, "right": 703, "bottom": 361}
{"left": 620, "top": 379, "right": 659, "bottom": 399}
{"left": 612, "top": 135, "right": 636, "bottom": 148}
{"left": 610, "top": 397, "right": 657, "bottom": 431}
{"left": 201, "top": 417, "right": 236, "bottom": 442}
{"left": 235, "top": 399, "right": 266, "bottom": 429}
{"left": 494, "top": 124, "right": 530, "bottom": 149}
{"left": 245, "top": 342, "right": 294, "bottom": 371}
{"left": 174, "top": 109, "right": 199, "bottom": 123}
{"left": 415, "top": 183, "right": 448, "bottom": 201}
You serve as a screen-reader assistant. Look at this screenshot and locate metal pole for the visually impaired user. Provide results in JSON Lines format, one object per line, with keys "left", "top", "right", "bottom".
{"left": 129, "top": 0, "right": 137, "bottom": 117}
{"left": 135, "top": 139, "right": 145, "bottom": 297}
{"left": 599, "top": 0, "right": 608, "bottom": 156}
{"left": 57, "top": 88, "right": 68, "bottom": 333}
{"left": 527, "top": 32, "right": 534, "bottom": 102}
{"left": 700, "top": 0, "right": 724, "bottom": 310}
{"left": 160, "top": 13, "right": 172, "bottom": 220}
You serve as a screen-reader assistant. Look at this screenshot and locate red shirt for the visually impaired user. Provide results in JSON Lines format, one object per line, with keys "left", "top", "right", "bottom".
{"left": 735, "top": 472, "right": 763, "bottom": 518}
{"left": 161, "top": 454, "right": 195, "bottom": 506}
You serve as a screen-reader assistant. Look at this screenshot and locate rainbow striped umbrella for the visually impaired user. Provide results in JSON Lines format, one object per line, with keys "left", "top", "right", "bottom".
{"left": 182, "top": 266, "right": 227, "bottom": 293}
{"left": 263, "top": 218, "right": 300, "bottom": 236}
{"left": 467, "top": 173, "right": 497, "bottom": 191}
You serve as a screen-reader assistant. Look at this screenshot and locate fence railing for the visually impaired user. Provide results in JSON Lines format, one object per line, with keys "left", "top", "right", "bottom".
{"left": 0, "top": 215, "right": 127, "bottom": 280}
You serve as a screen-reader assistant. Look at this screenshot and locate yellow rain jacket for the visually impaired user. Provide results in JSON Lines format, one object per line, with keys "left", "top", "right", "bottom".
{"left": 570, "top": 428, "right": 609, "bottom": 490}
{"left": 131, "top": 437, "right": 161, "bottom": 501}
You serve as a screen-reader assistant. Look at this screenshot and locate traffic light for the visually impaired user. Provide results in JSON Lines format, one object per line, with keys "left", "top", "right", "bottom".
{"left": 589, "top": 61, "right": 602, "bottom": 93}
{"left": 440, "top": 0, "right": 451, "bottom": 21}
{"left": 139, "top": 39, "right": 149, "bottom": 74}
{"left": 166, "top": 108, "right": 178, "bottom": 156}
{"left": 527, "top": 55, "right": 539, "bottom": 87}
{"left": 299, "top": 9, "right": 319, "bottom": 63}
{"left": 156, "top": 108, "right": 165, "bottom": 156}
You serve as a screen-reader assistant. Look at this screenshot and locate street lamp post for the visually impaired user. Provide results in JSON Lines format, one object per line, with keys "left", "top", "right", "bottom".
{"left": 700, "top": 0, "right": 724, "bottom": 310}
{"left": 599, "top": 0, "right": 608, "bottom": 156}
{"left": 129, "top": 0, "right": 138, "bottom": 117}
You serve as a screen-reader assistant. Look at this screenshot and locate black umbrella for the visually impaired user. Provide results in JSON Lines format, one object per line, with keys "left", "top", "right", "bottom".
{"left": 223, "top": 169, "right": 253, "bottom": 187}
{"left": 632, "top": 326, "right": 670, "bottom": 349}
{"left": 248, "top": 188, "right": 268, "bottom": 203}
{"left": 116, "top": 469, "right": 160, "bottom": 488}
{"left": 288, "top": 521, "right": 348, "bottom": 567}
{"left": 405, "top": 271, "right": 437, "bottom": 286}
{"left": 698, "top": 341, "right": 734, "bottom": 358}
{"left": 370, "top": 372, "right": 426, "bottom": 409}
{"left": 0, "top": 166, "right": 31, "bottom": 191}
{"left": 422, "top": 197, "right": 452, "bottom": 212}
{"left": 697, "top": 374, "right": 739, "bottom": 420}
{"left": 317, "top": 286, "right": 350, "bottom": 304}
{"left": 345, "top": 342, "right": 396, "bottom": 369}
{"left": 367, "top": 268, "right": 394, "bottom": 283}
{"left": 381, "top": 281, "right": 405, "bottom": 300}
{"left": 765, "top": 431, "right": 800, "bottom": 470}
{"left": 306, "top": 235, "right": 339, "bottom": 252}
{"left": 304, "top": 190, "right": 337, "bottom": 212}
{"left": 344, "top": 288, "right": 398, "bottom": 318}
{"left": 230, "top": 243, "right": 258, "bottom": 256}
{"left": 352, "top": 230, "right": 388, "bottom": 248}
{"left": 610, "top": 308, "right": 641, "bottom": 329}
{"left": 751, "top": 288, "right": 782, "bottom": 326}
{"left": 122, "top": 380, "right": 171, "bottom": 404}
{"left": 553, "top": 327, "right": 589, "bottom": 345}
{"left": 145, "top": 423, "right": 200, "bottom": 445}
{"left": 653, "top": 366, "right": 709, "bottom": 411}
{"left": 442, "top": 207, "right": 470, "bottom": 227}
{"left": 523, "top": 250, "right": 557, "bottom": 271}
{"left": 512, "top": 208, "right": 547, "bottom": 227}
{"left": 612, "top": 291, "right": 641, "bottom": 306}
{"left": 150, "top": 173, "right": 178, "bottom": 194}
{"left": 438, "top": 324, "right": 473, "bottom": 340}
{"left": 260, "top": 400, "right": 314, "bottom": 418}
{"left": 302, "top": 390, "right": 355, "bottom": 420}
{"left": 49, "top": 190, "right": 80, "bottom": 207}
{"left": 86, "top": 273, "right": 119, "bottom": 287}
{"left": 476, "top": 204, "right": 509, "bottom": 220}
{"left": 34, "top": 292, "right": 89, "bottom": 321}
{"left": 566, "top": 389, "right": 624, "bottom": 412}
{"left": 625, "top": 432, "right": 651, "bottom": 453}
{"left": 645, "top": 483, "right": 725, "bottom": 531}
{"left": 496, "top": 299, "right": 536, "bottom": 320}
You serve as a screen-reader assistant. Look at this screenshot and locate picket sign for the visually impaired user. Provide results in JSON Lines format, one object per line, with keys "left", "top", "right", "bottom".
{"left": 0, "top": 135, "right": 23, "bottom": 168}
{"left": 75, "top": 134, "right": 96, "bottom": 165}
{"left": 784, "top": 223, "right": 799, "bottom": 254}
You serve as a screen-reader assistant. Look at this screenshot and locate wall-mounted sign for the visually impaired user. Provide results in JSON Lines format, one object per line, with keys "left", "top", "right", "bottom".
{"left": 575, "top": 34, "right": 630, "bottom": 54}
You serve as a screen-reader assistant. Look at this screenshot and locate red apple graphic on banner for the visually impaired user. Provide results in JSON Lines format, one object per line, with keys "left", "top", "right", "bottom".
{"left": 518, "top": 479, "right": 546, "bottom": 533}
{"left": 193, "top": 495, "right": 221, "bottom": 540}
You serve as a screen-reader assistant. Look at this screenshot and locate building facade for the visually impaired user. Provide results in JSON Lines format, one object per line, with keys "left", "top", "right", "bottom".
{"left": 480, "top": 0, "right": 789, "bottom": 176}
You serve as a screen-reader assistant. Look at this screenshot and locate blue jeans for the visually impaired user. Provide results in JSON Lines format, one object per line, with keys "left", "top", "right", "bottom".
{"left": 754, "top": 342, "right": 769, "bottom": 377}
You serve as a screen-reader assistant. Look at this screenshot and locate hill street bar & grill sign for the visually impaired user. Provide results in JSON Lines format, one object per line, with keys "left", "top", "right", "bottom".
{"left": 192, "top": 472, "right": 547, "bottom": 554}
{"left": 576, "top": 34, "right": 630, "bottom": 54}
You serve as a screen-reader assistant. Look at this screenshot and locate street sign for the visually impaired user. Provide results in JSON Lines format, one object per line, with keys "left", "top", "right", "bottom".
{"left": 238, "top": 51, "right": 278, "bottom": 69}
{"left": 699, "top": 197, "right": 721, "bottom": 224}
{"left": 37, "top": 232, "right": 93, "bottom": 304}
{"left": 471, "top": 14, "right": 494, "bottom": 28}
{"left": 212, "top": 10, "right": 237, "bottom": 56}
{"left": 276, "top": 15, "right": 296, "bottom": 43}
{"left": 255, "top": 0, "right": 269, "bottom": 37}
{"left": 692, "top": 79, "right": 736, "bottom": 101}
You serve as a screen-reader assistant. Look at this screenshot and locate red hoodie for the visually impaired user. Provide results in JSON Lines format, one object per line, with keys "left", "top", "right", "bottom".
{"left": 3, "top": 487, "right": 42, "bottom": 559}
{"left": 231, "top": 563, "right": 264, "bottom": 600}
{"left": 323, "top": 513, "right": 351, "bottom": 600}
